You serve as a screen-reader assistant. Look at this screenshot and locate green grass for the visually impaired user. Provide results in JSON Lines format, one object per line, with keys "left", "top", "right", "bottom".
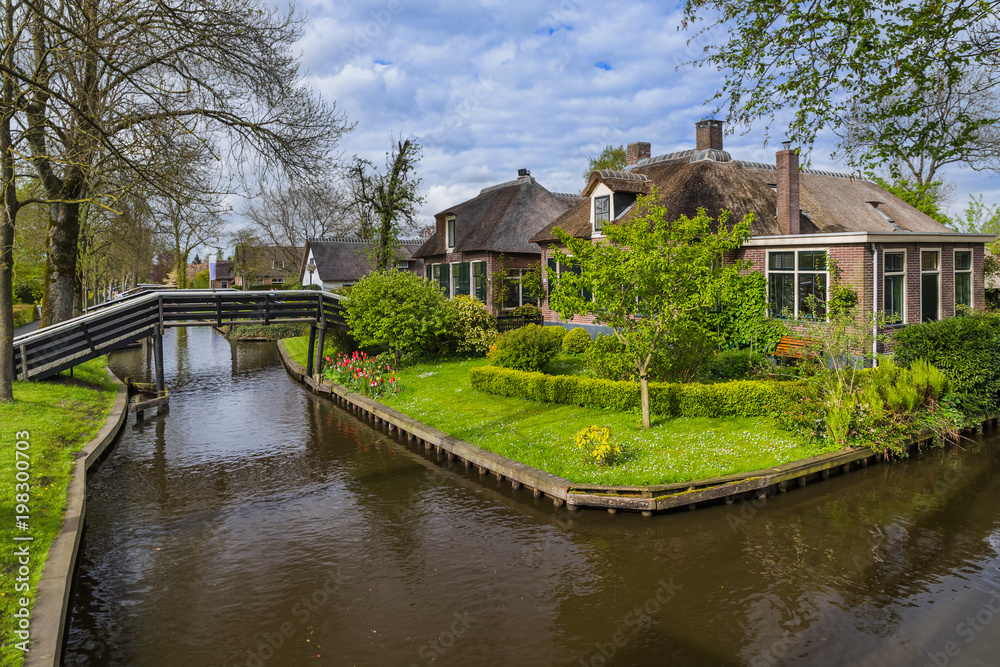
{"left": 0, "top": 358, "right": 117, "bottom": 665}
{"left": 377, "top": 357, "right": 835, "bottom": 486}
{"left": 283, "top": 334, "right": 343, "bottom": 368}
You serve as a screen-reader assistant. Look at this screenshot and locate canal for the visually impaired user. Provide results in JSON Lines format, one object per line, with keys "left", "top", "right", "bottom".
{"left": 64, "top": 327, "right": 1000, "bottom": 666}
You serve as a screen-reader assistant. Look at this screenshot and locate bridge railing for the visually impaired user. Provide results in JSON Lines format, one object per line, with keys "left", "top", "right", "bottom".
{"left": 12, "top": 290, "right": 347, "bottom": 381}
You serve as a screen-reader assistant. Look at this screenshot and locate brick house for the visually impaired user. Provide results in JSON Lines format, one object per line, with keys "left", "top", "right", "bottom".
{"left": 298, "top": 238, "right": 425, "bottom": 291}
{"left": 234, "top": 245, "right": 301, "bottom": 289}
{"left": 414, "top": 170, "right": 582, "bottom": 313}
{"left": 530, "top": 120, "right": 995, "bottom": 339}
{"left": 186, "top": 259, "right": 235, "bottom": 289}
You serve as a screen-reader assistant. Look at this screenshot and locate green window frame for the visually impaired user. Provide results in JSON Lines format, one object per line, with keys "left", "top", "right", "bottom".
{"left": 471, "top": 261, "right": 487, "bottom": 302}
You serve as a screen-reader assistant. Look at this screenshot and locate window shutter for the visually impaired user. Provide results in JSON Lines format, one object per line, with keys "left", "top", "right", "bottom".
{"left": 473, "top": 262, "right": 487, "bottom": 302}
{"left": 458, "top": 263, "right": 471, "bottom": 295}
{"left": 547, "top": 257, "right": 557, "bottom": 295}
{"left": 426, "top": 264, "right": 431, "bottom": 280}
{"left": 439, "top": 265, "right": 450, "bottom": 294}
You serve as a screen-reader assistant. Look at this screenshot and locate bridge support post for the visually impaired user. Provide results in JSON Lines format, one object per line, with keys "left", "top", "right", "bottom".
{"left": 153, "top": 326, "right": 165, "bottom": 397}
{"left": 306, "top": 324, "right": 317, "bottom": 377}
{"left": 316, "top": 326, "right": 326, "bottom": 377}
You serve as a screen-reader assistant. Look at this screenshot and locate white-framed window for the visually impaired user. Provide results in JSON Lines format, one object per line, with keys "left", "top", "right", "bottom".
{"left": 446, "top": 217, "right": 456, "bottom": 250}
{"left": 593, "top": 195, "right": 610, "bottom": 233}
{"left": 920, "top": 249, "right": 941, "bottom": 322}
{"left": 954, "top": 249, "right": 973, "bottom": 311}
{"left": 502, "top": 268, "right": 540, "bottom": 310}
{"left": 272, "top": 260, "right": 284, "bottom": 270}
{"left": 397, "top": 260, "right": 410, "bottom": 270}
{"left": 220, "top": 281, "right": 228, "bottom": 288}
{"left": 271, "top": 276, "right": 284, "bottom": 284}
{"left": 767, "top": 250, "right": 828, "bottom": 319}
{"left": 883, "top": 249, "right": 906, "bottom": 324}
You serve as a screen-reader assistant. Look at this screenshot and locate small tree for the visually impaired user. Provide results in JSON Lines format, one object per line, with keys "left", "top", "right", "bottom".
{"left": 344, "top": 271, "right": 450, "bottom": 368}
{"left": 550, "top": 192, "right": 752, "bottom": 428}
{"left": 346, "top": 137, "right": 425, "bottom": 272}
{"left": 583, "top": 145, "right": 627, "bottom": 181}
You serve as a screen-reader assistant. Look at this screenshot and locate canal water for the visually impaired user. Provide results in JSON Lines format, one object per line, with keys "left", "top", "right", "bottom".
{"left": 64, "top": 327, "right": 1000, "bottom": 666}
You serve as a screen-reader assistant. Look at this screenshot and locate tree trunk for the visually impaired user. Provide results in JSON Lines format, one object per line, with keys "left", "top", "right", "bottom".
{"left": 0, "top": 210, "right": 14, "bottom": 402}
{"left": 40, "top": 199, "right": 81, "bottom": 326}
{"left": 640, "top": 374, "right": 651, "bottom": 429}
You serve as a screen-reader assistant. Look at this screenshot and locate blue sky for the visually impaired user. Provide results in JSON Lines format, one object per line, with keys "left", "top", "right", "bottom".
{"left": 286, "top": 0, "right": 1000, "bottom": 229}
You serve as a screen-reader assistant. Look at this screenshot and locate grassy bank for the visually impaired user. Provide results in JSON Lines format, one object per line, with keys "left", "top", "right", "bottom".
{"left": 0, "top": 359, "right": 117, "bottom": 665}
{"left": 280, "top": 337, "right": 833, "bottom": 485}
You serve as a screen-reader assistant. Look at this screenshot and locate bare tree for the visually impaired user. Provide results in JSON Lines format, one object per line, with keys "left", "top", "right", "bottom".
{"left": 15, "top": 0, "right": 351, "bottom": 326}
{"left": 838, "top": 69, "right": 1000, "bottom": 190}
{"left": 345, "top": 137, "right": 425, "bottom": 272}
{"left": 243, "top": 174, "right": 351, "bottom": 268}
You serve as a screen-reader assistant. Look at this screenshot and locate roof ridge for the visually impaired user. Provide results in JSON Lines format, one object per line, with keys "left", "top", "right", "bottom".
{"left": 734, "top": 160, "right": 865, "bottom": 181}
{"left": 307, "top": 237, "right": 424, "bottom": 245}
{"left": 479, "top": 177, "right": 530, "bottom": 195}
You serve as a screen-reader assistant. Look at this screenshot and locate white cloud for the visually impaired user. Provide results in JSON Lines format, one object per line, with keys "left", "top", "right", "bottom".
{"left": 287, "top": 0, "right": 999, "bottom": 228}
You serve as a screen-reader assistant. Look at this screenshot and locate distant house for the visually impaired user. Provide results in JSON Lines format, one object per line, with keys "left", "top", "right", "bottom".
{"left": 414, "top": 170, "right": 582, "bottom": 313}
{"left": 186, "top": 260, "right": 235, "bottom": 289}
{"left": 298, "top": 238, "right": 425, "bottom": 290}
{"left": 531, "top": 120, "right": 995, "bottom": 339}
{"left": 234, "top": 245, "right": 301, "bottom": 289}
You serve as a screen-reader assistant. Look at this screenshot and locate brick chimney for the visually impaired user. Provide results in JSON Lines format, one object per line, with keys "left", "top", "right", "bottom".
{"left": 626, "top": 142, "right": 651, "bottom": 166}
{"left": 776, "top": 142, "right": 800, "bottom": 235}
{"left": 696, "top": 119, "right": 723, "bottom": 150}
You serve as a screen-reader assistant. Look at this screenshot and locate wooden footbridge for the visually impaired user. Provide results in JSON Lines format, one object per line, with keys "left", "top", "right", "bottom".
{"left": 11, "top": 289, "right": 346, "bottom": 412}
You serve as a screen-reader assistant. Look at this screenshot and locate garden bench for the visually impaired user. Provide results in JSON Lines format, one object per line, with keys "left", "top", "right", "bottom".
{"left": 769, "top": 336, "right": 816, "bottom": 360}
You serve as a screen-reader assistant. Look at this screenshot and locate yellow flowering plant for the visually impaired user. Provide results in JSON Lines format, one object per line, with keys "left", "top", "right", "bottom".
{"left": 573, "top": 425, "right": 619, "bottom": 466}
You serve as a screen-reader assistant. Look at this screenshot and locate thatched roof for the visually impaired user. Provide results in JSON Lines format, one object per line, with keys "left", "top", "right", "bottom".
{"left": 531, "top": 160, "right": 780, "bottom": 243}
{"left": 415, "top": 176, "right": 581, "bottom": 257}
{"left": 300, "top": 238, "right": 424, "bottom": 283}
{"left": 530, "top": 149, "right": 955, "bottom": 244}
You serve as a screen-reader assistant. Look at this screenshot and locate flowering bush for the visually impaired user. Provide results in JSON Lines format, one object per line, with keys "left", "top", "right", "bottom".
{"left": 322, "top": 351, "right": 401, "bottom": 399}
{"left": 573, "top": 425, "right": 619, "bottom": 466}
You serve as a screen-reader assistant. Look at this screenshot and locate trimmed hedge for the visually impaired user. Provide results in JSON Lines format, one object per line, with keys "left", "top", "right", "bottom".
{"left": 469, "top": 365, "right": 800, "bottom": 418}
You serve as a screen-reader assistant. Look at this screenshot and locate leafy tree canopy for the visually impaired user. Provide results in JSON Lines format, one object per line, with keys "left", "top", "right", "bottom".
{"left": 681, "top": 0, "right": 1000, "bottom": 171}
{"left": 584, "top": 145, "right": 627, "bottom": 180}
{"left": 549, "top": 191, "right": 752, "bottom": 427}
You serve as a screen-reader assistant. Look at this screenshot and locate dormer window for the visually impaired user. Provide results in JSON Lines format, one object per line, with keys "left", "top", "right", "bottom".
{"left": 614, "top": 192, "right": 637, "bottom": 218}
{"left": 594, "top": 196, "right": 610, "bottom": 232}
{"left": 446, "top": 217, "right": 456, "bottom": 250}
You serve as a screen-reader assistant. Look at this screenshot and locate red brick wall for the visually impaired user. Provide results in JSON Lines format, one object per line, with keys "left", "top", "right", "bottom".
{"left": 538, "top": 245, "right": 601, "bottom": 325}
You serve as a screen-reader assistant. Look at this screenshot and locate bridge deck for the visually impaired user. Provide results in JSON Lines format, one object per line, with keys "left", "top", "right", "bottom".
{"left": 11, "top": 290, "right": 346, "bottom": 381}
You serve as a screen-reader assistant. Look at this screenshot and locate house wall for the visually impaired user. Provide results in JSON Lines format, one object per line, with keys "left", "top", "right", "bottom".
{"left": 538, "top": 244, "right": 601, "bottom": 327}
{"left": 421, "top": 251, "right": 539, "bottom": 313}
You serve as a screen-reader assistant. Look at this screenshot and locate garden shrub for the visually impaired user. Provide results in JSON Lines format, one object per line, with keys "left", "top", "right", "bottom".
{"left": 562, "top": 327, "right": 592, "bottom": 355}
{"left": 509, "top": 303, "right": 541, "bottom": 318}
{"left": 893, "top": 311, "right": 1000, "bottom": 415}
{"left": 445, "top": 295, "right": 497, "bottom": 355}
{"left": 699, "top": 348, "right": 768, "bottom": 383}
{"left": 583, "top": 327, "right": 715, "bottom": 383}
{"left": 344, "top": 271, "right": 451, "bottom": 367}
{"left": 12, "top": 304, "right": 36, "bottom": 329}
{"left": 469, "top": 365, "right": 799, "bottom": 418}
{"left": 488, "top": 324, "right": 561, "bottom": 371}
{"left": 573, "top": 425, "right": 619, "bottom": 466}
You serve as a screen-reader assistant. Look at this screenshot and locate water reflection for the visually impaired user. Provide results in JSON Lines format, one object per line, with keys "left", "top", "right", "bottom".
{"left": 64, "top": 327, "right": 1000, "bottom": 666}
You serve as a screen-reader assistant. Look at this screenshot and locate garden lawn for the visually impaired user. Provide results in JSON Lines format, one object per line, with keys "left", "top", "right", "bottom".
{"left": 378, "top": 358, "right": 837, "bottom": 486}
{"left": 0, "top": 358, "right": 117, "bottom": 665}
{"left": 283, "top": 333, "right": 341, "bottom": 368}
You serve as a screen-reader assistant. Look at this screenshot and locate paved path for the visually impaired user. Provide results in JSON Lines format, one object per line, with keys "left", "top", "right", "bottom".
{"left": 14, "top": 319, "right": 39, "bottom": 337}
